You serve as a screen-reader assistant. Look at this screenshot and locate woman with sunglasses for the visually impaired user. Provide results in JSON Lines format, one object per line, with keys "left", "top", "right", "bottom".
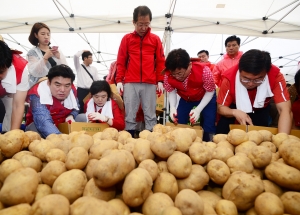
{"left": 27, "top": 22, "right": 67, "bottom": 87}
{"left": 216, "top": 49, "right": 292, "bottom": 134}
{"left": 164, "top": 48, "right": 217, "bottom": 142}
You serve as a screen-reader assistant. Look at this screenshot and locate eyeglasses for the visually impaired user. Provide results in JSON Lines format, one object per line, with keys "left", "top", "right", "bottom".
{"left": 135, "top": 22, "right": 150, "bottom": 28}
{"left": 240, "top": 77, "right": 265, "bottom": 84}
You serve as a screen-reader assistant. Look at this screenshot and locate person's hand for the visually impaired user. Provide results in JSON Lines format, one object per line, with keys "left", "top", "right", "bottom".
{"left": 170, "top": 107, "right": 178, "bottom": 124}
{"left": 189, "top": 108, "right": 201, "bottom": 125}
{"left": 156, "top": 82, "right": 164, "bottom": 97}
{"left": 232, "top": 109, "right": 253, "bottom": 125}
{"left": 43, "top": 49, "right": 53, "bottom": 60}
{"left": 51, "top": 49, "right": 60, "bottom": 59}
{"left": 88, "top": 112, "right": 107, "bottom": 122}
{"left": 116, "top": 82, "right": 124, "bottom": 95}
{"left": 65, "top": 115, "right": 75, "bottom": 124}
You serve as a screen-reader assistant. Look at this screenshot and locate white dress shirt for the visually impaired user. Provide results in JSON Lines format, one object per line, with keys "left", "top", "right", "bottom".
{"left": 74, "top": 50, "right": 99, "bottom": 88}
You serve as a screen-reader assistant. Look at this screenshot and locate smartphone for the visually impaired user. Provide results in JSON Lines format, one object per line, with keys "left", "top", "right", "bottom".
{"left": 51, "top": 46, "right": 58, "bottom": 51}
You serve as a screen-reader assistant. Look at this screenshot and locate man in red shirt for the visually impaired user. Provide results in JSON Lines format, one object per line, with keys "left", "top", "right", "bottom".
{"left": 116, "top": 6, "right": 165, "bottom": 136}
{"left": 217, "top": 49, "right": 292, "bottom": 134}
{"left": 164, "top": 48, "right": 216, "bottom": 141}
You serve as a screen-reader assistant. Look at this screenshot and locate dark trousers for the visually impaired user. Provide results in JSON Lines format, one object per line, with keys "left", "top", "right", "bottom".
{"left": 77, "top": 87, "right": 90, "bottom": 114}
{"left": 0, "top": 99, "right": 5, "bottom": 123}
{"left": 216, "top": 104, "right": 270, "bottom": 134}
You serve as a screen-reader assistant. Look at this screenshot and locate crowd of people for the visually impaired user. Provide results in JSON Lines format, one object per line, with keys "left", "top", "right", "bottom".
{"left": 0, "top": 5, "right": 299, "bottom": 140}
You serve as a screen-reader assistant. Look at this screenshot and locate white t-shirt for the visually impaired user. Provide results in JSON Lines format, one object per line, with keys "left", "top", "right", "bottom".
{"left": 2, "top": 64, "right": 29, "bottom": 93}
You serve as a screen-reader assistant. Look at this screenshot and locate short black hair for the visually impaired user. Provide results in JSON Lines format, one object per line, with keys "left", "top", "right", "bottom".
{"left": 225, "top": 35, "right": 241, "bottom": 46}
{"left": 90, "top": 80, "right": 111, "bottom": 99}
{"left": 47, "top": 64, "right": 75, "bottom": 83}
{"left": 294, "top": 69, "right": 300, "bottom": 94}
{"left": 133, "top": 6, "right": 152, "bottom": 22}
{"left": 0, "top": 40, "right": 12, "bottom": 74}
{"left": 82, "top": 51, "right": 92, "bottom": 61}
{"left": 165, "top": 48, "right": 190, "bottom": 72}
{"left": 239, "top": 49, "right": 271, "bottom": 75}
{"left": 197, "top": 50, "right": 209, "bottom": 56}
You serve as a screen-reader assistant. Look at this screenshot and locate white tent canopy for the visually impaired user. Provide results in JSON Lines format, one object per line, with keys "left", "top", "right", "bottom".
{"left": 1, "top": 0, "right": 300, "bottom": 83}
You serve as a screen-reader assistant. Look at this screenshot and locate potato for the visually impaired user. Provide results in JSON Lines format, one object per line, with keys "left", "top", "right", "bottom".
{"left": 84, "top": 159, "right": 98, "bottom": 180}
{"left": 69, "top": 132, "right": 93, "bottom": 151}
{"left": 204, "top": 141, "right": 217, "bottom": 149}
{"left": 235, "top": 141, "right": 256, "bottom": 155}
{"left": 175, "top": 189, "right": 204, "bottom": 215}
{"left": 66, "top": 147, "right": 89, "bottom": 170}
{"left": 14, "top": 154, "right": 42, "bottom": 172}
{"left": 280, "top": 192, "right": 300, "bottom": 215}
{"left": 101, "top": 127, "right": 119, "bottom": 140}
{"left": 138, "top": 159, "right": 158, "bottom": 181}
{"left": 222, "top": 171, "right": 264, "bottom": 211}
{"left": 31, "top": 194, "right": 70, "bottom": 215}
{"left": 248, "top": 146, "right": 272, "bottom": 168}
{"left": 41, "top": 160, "right": 67, "bottom": 186}
{"left": 157, "top": 161, "right": 169, "bottom": 173}
{"left": 271, "top": 152, "right": 280, "bottom": 162}
{"left": 121, "top": 142, "right": 135, "bottom": 153}
{"left": 212, "top": 146, "right": 234, "bottom": 162}
{"left": 24, "top": 131, "right": 41, "bottom": 144}
{"left": 0, "top": 203, "right": 31, "bottom": 215}
{"left": 93, "top": 150, "right": 135, "bottom": 188}
{"left": 207, "top": 186, "right": 223, "bottom": 198}
{"left": 252, "top": 169, "right": 264, "bottom": 179}
{"left": 170, "top": 128, "right": 194, "bottom": 152}
{"left": 207, "top": 159, "right": 230, "bottom": 185}
{"left": 226, "top": 154, "right": 254, "bottom": 173}
{"left": 262, "top": 180, "right": 283, "bottom": 197}
{"left": 177, "top": 165, "right": 209, "bottom": 192}
{"left": 46, "top": 134, "right": 70, "bottom": 154}
{"left": 153, "top": 172, "right": 178, "bottom": 200}
{"left": 259, "top": 141, "right": 276, "bottom": 153}
{"left": 30, "top": 139, "right": 57, "bottom": 161}
{"left": 197, "top": 190, "right": 221, "bottom": 210}
{"left": 89, "top": 140, "right": 119, "bottom": 159}
{"left": 34, "top": 184, "right": 52, "bottom": 202}
{"left": 194, "top": 136, "right": 202, "bottom": 143}
{"left": 167, "top": 151, "right": 192, "bottom": 178}
{"left": 70, "top": 196, "right": 118, "bottom": 215}
{"left": 153, "top": 124, "right": 170, "bottom": 134}
{"left": 272, "top": 133, "right": 289, "bottom": 148}
{"left": 149, "top": 133, "right": 177, "bottom": 159}
{"left": 213, "top": 134, "right": 227, "bottom": 143}
{"left": 217, "top": 140, "right": 234, "bottom": 152}
{"left": 117, "top": 130, "right": 132, "bottom": 144}
{"left": 189, "top": 142, "right": 213, "bottom": 165}
{"left": 265, "top": 162, "right": 300, "bottom": 191}
{"left": 161, "top": 206, "right": 182, "bottom": 215}
{"left": 246, "top": 208, "right": 258, "bottom": 215}
{"left": 258, "top": 130, "right": 273, "bottom": 141}
{"left": 139, "top": 130, "right": 151, "bottom": 139}
{"left": 227, "top": 129, "right": 249, "bottom": 146}
{"left": 0, "top": 130, "right": 29, "bottom": 157}
{"left": 52, "top": 169, "right": 87, "bottom": 203}
{"left": 247, "top": 130, "right": 263, "bottom": 144}
{"left": 108, "top": 199, "right": 130, "bottom": 215}
{"left": 83, "top": 178, "right": 115, "bottom": 201}
{"left": 92, "top": 132, "right": 102, "bottom": 140}
{"left": 142, "top": 192, "right": 174, "bottom": 215}
{"left": 133, "top": 138, "right": 155, "bottom": 164}
{"left": 254, "top": 192, "right": 284, "bottom": 215}
{"left": 12, "top": 151, "right": 33, "bottom": 160}
{"left": 0, "top": 167, "right": 39, "bottom": 206}
{"left": 279, "top": 139, "right": 300, "bottom": 170}
{"left": 45, "top": 148, "right": 66, "bottom": 162}
{"left": 122, "top": 168, "right": 153, "bottom": 207}
{"left": 0, "top": 159, "right": 23, "bottom": 182}
{"left": 215, "top": 199, "right": 238, "bottom": 215}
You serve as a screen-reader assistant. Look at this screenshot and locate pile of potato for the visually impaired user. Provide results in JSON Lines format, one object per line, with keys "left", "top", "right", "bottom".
{"left": 0, "top": 125, "right": 300, "bottom": 215}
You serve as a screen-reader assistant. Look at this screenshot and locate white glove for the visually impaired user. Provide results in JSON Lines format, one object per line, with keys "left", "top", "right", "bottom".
{"left": 156, "top": 82, "right": 164, "bottom": 97}
{"left": 65, "top": 115, "right": 75, "bottom": 124}
{"left": 170, "top": 107, "right": 178, "bottom": 124}
{"left": 88, "top": 112, "right": 107, "bottom": 122}
{"left": 116, "top": 82, "right": 123, "bottom": 95}
{"left": 189, "top": 91, "right": 215, "bottom": 124}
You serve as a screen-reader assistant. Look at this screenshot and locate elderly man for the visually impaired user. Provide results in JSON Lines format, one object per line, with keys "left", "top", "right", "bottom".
{"left": 0, "top": 39, "right": 29, "bottom": 132}
{"left": 216, "top": 49, "right": 292, "bottom": 134}
{"left": 25, "top": 65, "right": 79, "bottom": 138}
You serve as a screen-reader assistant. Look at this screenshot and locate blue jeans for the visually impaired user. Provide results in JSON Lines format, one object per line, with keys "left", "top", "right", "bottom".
{"left": 177, "top": 92, "right": 217, "bottom": 134}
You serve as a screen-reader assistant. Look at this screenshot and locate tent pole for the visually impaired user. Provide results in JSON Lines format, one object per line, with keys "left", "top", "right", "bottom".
{"left": 265, "top": 0, "right": 299, "bottom": 18}
{"left": 163, "top": 28, "right": 171, "bottom": 125}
